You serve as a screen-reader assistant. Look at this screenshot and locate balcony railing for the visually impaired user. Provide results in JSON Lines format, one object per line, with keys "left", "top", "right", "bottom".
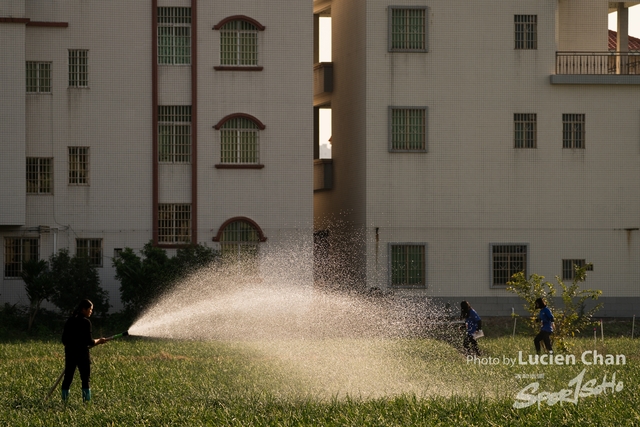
{"left": 556, "top": 51, "right": 640, "bottom": 75}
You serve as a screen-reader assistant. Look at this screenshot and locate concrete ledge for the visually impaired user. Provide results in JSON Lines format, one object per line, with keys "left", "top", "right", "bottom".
{"left": 550, "top": 74, "right": 640, "bottom": 85}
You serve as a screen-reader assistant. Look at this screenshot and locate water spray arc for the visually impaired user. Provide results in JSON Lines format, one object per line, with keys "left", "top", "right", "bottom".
{"left": 45, "top": 330, "right": 130, "bottom": 401}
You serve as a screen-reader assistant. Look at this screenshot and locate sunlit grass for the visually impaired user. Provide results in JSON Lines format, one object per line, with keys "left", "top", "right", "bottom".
{"left": 1, "top": 336, "right": 639, "bottom": 426}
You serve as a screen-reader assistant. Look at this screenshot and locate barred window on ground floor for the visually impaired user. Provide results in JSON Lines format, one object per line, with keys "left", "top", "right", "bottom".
{"left": 4, "top": 237, "right": 39, "bottom": 278}
{"left": 219, "top": 219, "right": 260, "bottom": 269}
{"left": 491, "top": 244, "right": 527, "bottom": 287}
{"left": 76, "top": 238, "right": 103, "bottom": 267}
{"left": 390, "top": 244, "right": 426, "bottom": 287}
{"left": 562, "top": 259, "right": 592, "bottom": 281}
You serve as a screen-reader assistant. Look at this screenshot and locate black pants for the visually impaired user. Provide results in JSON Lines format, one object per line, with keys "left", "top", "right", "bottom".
{"left": 534, "top": 331, "right": 553, "bottom": 353}
{"left": 61, "top": 353, "right": 91, "bottom": 390}
{"left": 463, "top": 334, "right": 480, "bottom": 355}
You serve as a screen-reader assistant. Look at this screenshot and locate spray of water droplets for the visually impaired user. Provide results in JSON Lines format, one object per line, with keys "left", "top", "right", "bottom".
{"left": 125, "top": 234, "right": 497, "bottom": 399}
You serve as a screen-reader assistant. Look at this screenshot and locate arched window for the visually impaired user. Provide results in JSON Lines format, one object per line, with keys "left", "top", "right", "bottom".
{"left": 213, "top": 217, "right": 266, "bottom": 271}
{"left": 214, "top": 17, "right": 265, "bottom": 67}
{"left": 214, "top": 114, "right": 265, "bottom": 166}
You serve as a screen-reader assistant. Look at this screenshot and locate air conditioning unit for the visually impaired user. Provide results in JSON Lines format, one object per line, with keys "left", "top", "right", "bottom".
{"left": 38, "top": 225, "right": 51, "bottom": 234}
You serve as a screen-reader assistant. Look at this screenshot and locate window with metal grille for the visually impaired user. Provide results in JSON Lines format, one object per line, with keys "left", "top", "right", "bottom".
{"left": 159, "top": 106, "right": 192, "bottom": 163}
{"left": 158, "top": 7, "right": 191, "bottom": 65}
{"left": 390, "top": 244, "right": 426, "bottom": 287}
{"left": 68, "top": 147, "right": 89, "bottom": 185}
{"left": 220, "top": 117, "right": 259, "bottom": 163}
{"left": 390, "top": 107, "right": 427, "bottom": 151}
{"left": 68, "top": 50, "right": 88, "bottom": 87}
{"left": 492, "top": 244, "right": 527, "bottom": 286}
{"left": 562, "top": 114, "right": 585, "bottom": 149}
{"left": 158, "top": 204, "right": 191, "bottom": 244}
{"left": 26, "top": 61, "right": 51, "bottom": 93}
{"left": 26, "top": 157, "right": 53, "bottom": 194}
{"left": 220, "top": 20, "right": 259, "bottom": 66}
{"left": 219, "top": 220, "right": 260, "bottom": 272}
{"left": 389, "top": 7, "right": 428, "bottom": 52}
{"left": 562, "top": 259, "right": 592, "bottom": 281}
{"left": 514, "top": 113, "right": 537, "bottom": 148}
{"left": 77, "top": 238, "right": 103, "bottom": 267}
{"left": 4, "top": 237, "right": 39, "bottom": 278}
{"left": 515, "top": 15, "right": 537, "bottom": 49}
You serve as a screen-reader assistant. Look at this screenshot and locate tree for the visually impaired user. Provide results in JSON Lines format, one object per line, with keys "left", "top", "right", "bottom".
{"left": 21, "top": 259, "right": 55, "bottom": 331}
{"left": 49, "top": 249, "right": 110, "bottom": 316}
{"left": 113, "top": 243, "right": 174, "bottom": 313}
{"left": 507, "top": 264, "right": 602, "bottom": 352}
{"left": 113, "top": 242, "right": 219, "bottom": 313}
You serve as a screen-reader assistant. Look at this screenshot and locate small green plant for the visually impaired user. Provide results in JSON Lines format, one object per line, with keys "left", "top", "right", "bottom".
{"left": 507, "top": 264, "right": 602, "bottom": 352}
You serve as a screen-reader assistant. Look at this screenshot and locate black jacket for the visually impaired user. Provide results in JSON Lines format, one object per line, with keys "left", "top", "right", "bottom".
{"left": 62, "top": 315, "right": 94, "bottom": 358}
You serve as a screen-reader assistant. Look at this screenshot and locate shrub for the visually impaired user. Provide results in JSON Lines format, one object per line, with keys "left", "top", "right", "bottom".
{"left": 507, "top": 264, "right": 602, "bottom": 352}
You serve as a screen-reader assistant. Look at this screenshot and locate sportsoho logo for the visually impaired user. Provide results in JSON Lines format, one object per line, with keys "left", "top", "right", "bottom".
{"left": 466, "top": 350, "right": 627, "bottom": 408}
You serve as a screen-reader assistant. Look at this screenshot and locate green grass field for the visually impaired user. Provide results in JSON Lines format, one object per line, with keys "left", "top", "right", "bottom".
{"left": 2, "top": 328, "right": 639, "bottom": 426}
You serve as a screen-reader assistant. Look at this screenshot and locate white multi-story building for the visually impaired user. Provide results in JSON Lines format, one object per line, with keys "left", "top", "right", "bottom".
{"left": 313, "top": 0, "right": 640, "bottom": 316}
{"left": 1, "top": 1, "right": 313, "bottom": 311}
{"left": 2, "top": 0, "right": 640, "bottom": 317}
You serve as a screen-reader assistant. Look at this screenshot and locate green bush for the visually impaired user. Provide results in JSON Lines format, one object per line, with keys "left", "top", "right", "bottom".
{"left": 113, "top": 242, "right": 219, "bottom": 314}
{"left": 507, "top": 264, "right": 602, "bottom": 352}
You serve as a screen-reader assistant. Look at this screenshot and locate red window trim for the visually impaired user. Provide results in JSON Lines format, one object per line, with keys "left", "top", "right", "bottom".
{"left": 213, "top": 113, "right": 265, "bottom": 130}
{"left": 213, "top": 15, "right": 265, "bottom": 31}
{"left": 212, "top": 216, "right": 267, "bottom": 242}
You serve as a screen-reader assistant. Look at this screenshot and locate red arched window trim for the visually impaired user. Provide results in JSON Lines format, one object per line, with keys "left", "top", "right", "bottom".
{"left": 213, "top": 15, "right": 265, "bottom": 31}
{"left": 213, "top": 113, "right": 266, "bottom": 130}
{"left": 212, "top": 216, "right": 267, "bottom": 242}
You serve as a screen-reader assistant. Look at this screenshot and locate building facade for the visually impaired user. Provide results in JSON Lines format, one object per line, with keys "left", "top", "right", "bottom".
{"left": 1, "top": 0, "right": 313, "bottom": 311}
{"left": 313, "top": 0, "right": 640, "bottom": 316}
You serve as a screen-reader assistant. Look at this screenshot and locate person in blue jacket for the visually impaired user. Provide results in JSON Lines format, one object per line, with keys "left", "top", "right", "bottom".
{"left": 534, "top": 297, "right": 554, "bottom": 354}
{"left": 461, "top": 300, "right": 482, "bottom": 356}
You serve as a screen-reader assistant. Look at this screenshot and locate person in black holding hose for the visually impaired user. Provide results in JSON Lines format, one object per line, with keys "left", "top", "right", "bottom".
{"left": 61, "top": 299, "right": 107, "bottom": 403}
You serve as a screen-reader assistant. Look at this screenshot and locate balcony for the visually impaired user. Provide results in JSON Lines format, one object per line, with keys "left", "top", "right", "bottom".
{"left": 313, "top": 62, "right": 333, "bottom": 106}
{"left": 313, "top": 159, "right": 333, "bottom": 192}
{"left": 552, "top": 51, "right": 640, "bottom": 84}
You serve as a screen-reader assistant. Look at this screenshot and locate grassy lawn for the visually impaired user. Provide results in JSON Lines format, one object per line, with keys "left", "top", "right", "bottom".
{"left": 1, "top": 329, "right": 639, "bottom": 426}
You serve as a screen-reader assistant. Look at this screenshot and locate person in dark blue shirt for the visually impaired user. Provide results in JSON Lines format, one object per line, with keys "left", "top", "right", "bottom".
{"left": 461, "top": 301, "right": 482, "bottom": 356}
{"left": 534, "top": 297, "right": 554, "bottom": 354}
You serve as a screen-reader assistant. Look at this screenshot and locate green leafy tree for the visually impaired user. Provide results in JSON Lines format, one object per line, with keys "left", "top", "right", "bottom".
{"left": 49, "top": 249, "right": 110, "bottom": 316}
{"left": 507, "top": 264, "right": 602, "bottom": 352}
{"left": 113, "top": 242, "right": 219, "bottom": 313}
{"left": 20, "top": 259, "right": 55, "bottom": 331}
{"left": 173, "top": 243, "right": 220, "bottom": 275}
